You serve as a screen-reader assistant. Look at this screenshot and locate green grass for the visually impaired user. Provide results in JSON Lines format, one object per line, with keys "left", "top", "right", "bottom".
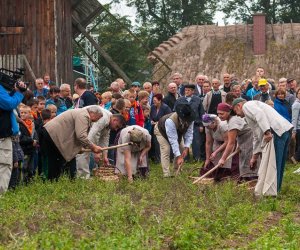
{"left": 0, "top": 163, "right": 300, "bottom": 249}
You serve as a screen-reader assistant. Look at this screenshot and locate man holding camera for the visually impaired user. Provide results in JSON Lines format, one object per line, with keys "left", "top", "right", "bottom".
{"left": 0, "top": 80, "right": 26, "bottom": 193}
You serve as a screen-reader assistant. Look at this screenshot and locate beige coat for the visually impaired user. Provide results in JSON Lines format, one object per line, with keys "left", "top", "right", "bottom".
{"left": 45, "top": 109, "right": 92, "bottom": 161}
{"left": 242, "top": 101, "right": 293, "bottom": 154}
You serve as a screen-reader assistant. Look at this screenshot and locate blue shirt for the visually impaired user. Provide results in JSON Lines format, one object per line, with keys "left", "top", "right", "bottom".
{"left": 246, "top": 88, "right": 261, "bottom": 100}
{"left": 45, "top": 98, "right": 67, "bottom": 115}
{"left": 33, "top": 88, "right": 48, "bottom": 98}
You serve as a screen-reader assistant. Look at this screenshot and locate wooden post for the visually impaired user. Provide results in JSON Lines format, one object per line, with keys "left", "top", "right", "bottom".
{"left": 72, "top": 17, "right": 132, "bottom": 84}
{"left": 23, "top": 55, "right": 36, "bottom": 81}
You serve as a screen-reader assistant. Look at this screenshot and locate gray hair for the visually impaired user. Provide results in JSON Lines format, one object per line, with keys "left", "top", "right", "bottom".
{"left": 195, "top": 74, "right": 208, "bottom": 81}
{"left": 279, "top": 78, "right": 287, "bottom": 83}
{"left": 143, "top": 82, "right": 152, "bottom": 88}
{"left": 60, "top": 83, "right": 70, "bottom": 90}
{"left": 86, "top": 105, "right": 103, "bottom": 116}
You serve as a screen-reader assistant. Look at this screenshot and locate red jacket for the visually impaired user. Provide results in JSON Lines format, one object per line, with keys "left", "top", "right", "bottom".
{"left": 128, "top": 101, "right": 144, "bottom": 127}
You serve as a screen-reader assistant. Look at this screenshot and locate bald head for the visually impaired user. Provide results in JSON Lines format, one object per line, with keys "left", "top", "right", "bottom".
{"left": 110, "top": 81, "right": 120, "bottom": 92}
{"left": 168, "top": 82, "right": 177, "bottom": 94}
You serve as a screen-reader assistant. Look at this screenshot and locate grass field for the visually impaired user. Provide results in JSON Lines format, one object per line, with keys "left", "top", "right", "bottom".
{"left": 0, "top": 162, "right": 300, "bottom": 249}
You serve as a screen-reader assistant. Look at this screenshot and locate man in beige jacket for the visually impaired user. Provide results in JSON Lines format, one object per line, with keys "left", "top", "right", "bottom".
{"left": 76, "top": 106, "right": 126, "bottom": 179}
{"left": 43, "top": 106, "right": 104, "bottom": 180}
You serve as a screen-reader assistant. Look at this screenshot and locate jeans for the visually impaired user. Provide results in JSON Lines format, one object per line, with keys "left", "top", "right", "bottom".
{"left": 273, "top": 130, "right": 291, "bottom": 192}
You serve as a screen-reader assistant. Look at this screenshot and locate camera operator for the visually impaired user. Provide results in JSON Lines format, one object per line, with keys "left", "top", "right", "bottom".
{"left": 0, "top": 80, "right": 26, "bottom": 194}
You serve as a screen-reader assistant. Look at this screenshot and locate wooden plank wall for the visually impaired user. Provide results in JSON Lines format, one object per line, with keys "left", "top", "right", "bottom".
{"left": 0, "top": 0, "right": 73, "bottom": 85}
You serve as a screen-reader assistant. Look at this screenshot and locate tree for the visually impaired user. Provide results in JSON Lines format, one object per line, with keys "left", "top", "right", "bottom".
{"left": 219, "top": 0, "right": 300, "bottom": 24}
{"left": 114, "top": 0, "right": 218, "bottom": 49}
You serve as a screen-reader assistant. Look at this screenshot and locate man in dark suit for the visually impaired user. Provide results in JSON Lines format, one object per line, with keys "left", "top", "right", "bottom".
{"left": 194, "top": 74, "right": 207, "bottom": 99}
{"left": 163, "top": 82, "right": 178, "bottom": 111}
{"left": 174, "top": 84, "right": 205, "bottom": 162}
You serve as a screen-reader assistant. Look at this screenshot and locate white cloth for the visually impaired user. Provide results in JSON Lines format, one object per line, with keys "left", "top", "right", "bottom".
{"left": 242, "top": 101, "right": 293, "bottom": 154}
{"left": 255, "top": 139, "right": 277, "bottom": 197}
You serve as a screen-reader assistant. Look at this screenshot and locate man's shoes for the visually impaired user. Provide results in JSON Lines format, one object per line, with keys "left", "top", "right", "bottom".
{"left": 163, "top": 174, "right": 175, "bottom": 178}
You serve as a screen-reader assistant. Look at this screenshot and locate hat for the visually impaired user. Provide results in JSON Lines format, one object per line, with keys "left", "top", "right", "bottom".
{"left": 217, "top": 103, "right": 232, "bottom": 112}
{"left": 258, "top": 78, "right": 268, "bottom": 86}
{"left": 232, "top": 98, "right": 246, "bottom": 107}
{"left": 131, "top": 81, "right": 141, "bottom": 87}
{"left": 202, "top": 114, "right": 217, "bottom": 126}
{"left": 129, "top": 127, "right": 144, "bottom": 144}
{"left": 184, "top": 84, "right": 196, "bottom": 90}
{"left": 175, "top": 103, "right": 196, "bottom": 122}
{"left": 287, "top": 78, "right": 295, "bottom": 84}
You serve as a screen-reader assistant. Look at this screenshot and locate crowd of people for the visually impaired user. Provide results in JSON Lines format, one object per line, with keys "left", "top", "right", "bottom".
{"left": 0, "top": 67, "right": 299, "bottom": 196}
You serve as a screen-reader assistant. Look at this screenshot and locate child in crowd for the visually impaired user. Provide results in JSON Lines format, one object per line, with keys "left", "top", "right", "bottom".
{"left": 46, "top": 104, "right": 57, "bottom": 119}
{"left": 18, "top": 105, "right": 38, "bottom": 183}
{"left": 127, "top": 89, "right": 144, "bottom": 127}
{"left": 36, "top": 96, "right": 46, "bottom": 119}
{"left": 38, "top": 109, "right": 52, "bottom": 179}
{"left": 27, "top": 98, "right": 39, "bottom": 120}
{"left": 142, "top": 105, "right": 152, "bottom": 134}
{"left": 123, "top": 99, "right": 131, "bottom": 123}
{"left": 100, "top": 91, "right": 112, "bottom": 110}
{"left": 138, "top": 91, "right": 150, "bottom": 106}
{"left": 123, "top": 90, "right": 130, "bottom": 99}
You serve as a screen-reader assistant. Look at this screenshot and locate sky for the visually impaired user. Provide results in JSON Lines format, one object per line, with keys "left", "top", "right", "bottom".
{"left": 100, "top": 0, "right": 233, "bottom": 26}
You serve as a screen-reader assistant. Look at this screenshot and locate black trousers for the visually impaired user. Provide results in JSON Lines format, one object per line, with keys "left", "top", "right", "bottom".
{"left": 43, "top": 130, "right": 76, "bottom": 180}
{"left": 295, "top": 130, "right": 300, "bottom": 161}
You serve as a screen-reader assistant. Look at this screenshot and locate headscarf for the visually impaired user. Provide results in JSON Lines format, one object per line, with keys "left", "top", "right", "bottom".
{"left": 202, "top": 114, "right": 217, "bottom": 126}
{"left": 217, "top": 103, "right": 232, "bottom": 112}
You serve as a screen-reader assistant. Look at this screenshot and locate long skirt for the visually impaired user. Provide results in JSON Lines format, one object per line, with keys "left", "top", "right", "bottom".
{"left": 237, "top": 131, "right": 258, "bottom": 178}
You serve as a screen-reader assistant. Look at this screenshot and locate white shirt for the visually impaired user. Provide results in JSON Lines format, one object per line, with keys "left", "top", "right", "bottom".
{"left": 165, "top": 119, "right": 194, "bottom": 157}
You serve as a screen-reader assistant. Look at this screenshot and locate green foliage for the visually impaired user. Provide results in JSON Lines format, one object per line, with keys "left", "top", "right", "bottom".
{"left": 219, "top": 0, "right": 300, "bottom": 24}
{"left": 73, "top": 6, "right": 153, "bottom": 88}
{"left": 114, "top": 0, "right": 218, "bottom": 48}
{"left": 0, "top": 163, "right": 300, "bottom": 249}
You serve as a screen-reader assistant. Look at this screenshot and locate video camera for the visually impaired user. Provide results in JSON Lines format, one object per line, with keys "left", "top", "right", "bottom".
{"left": 0, "top": 68, "right": 27, "bottom": 91}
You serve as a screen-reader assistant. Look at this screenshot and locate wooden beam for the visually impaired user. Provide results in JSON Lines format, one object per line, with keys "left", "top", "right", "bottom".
{"left": 72, "top": 17, "right": 132, "bottom": 84}
{"left": 23, "top": 55, "right": 36, "bottom": 81}
{"left": 71, "top": 0, "right": 82, "bottom": 10}
{"left": 0, "top": 27, "right": 24, "bottom": 35}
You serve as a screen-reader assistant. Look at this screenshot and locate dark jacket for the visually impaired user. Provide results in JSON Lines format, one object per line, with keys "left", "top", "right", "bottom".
{"left": 163, "top": 92, "right": 177, "bottom": 111}
{"left": 174, "top": 95, "right": 204, "bottom": 127}
{"left": 19, "top": 122, "right": 38, "bottom": 155}
{"left": 150, "top": 103, "right": 172, "bottom": 122}
{"left": 194, "top": 84, "right": 205, "bottom": 98}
